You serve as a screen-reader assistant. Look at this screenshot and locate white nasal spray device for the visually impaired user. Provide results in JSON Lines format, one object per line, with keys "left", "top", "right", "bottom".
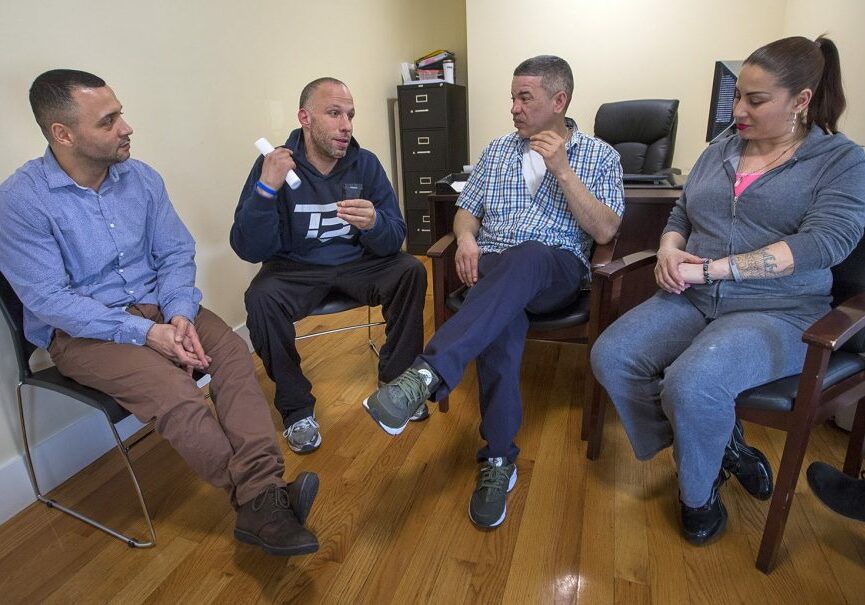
{"left": 254, "top": 137, "right": 302, "bottom": 190}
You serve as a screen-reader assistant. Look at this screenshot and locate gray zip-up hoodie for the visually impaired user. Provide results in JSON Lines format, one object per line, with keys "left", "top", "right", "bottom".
{"left": 664, "top": 125, "right": 865, "bottom": 319}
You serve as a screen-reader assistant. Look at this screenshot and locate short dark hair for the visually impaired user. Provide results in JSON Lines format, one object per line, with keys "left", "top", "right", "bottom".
{"left": 745, "top": 36, "right": 846, "bottom": 133}
{"left": 299, "top": 77, "right": 347, "bottom": 109}
{"left": 29, "top": 69, "right": 106, "bottom": 140}
{"left": 513, "top": 55, "right": 574, "bottom": 111}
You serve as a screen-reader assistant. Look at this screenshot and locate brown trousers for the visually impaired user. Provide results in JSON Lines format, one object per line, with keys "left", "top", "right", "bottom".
{"left": 48, "top": 304, "right": 284, "bottom": 507}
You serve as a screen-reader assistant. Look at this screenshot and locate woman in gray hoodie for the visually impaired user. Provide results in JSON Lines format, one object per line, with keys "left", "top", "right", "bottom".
{"left": 591, "top": 36, "right": 865, "bottom": 546}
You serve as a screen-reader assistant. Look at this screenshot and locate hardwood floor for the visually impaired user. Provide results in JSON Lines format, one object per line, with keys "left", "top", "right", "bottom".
{"left": 2, "top": 260, "right": 864, "bottom": 603}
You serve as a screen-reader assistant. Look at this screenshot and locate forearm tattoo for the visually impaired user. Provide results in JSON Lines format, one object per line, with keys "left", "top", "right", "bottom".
{"left": 733, "top": 247, "right": 794, "bottom": 279}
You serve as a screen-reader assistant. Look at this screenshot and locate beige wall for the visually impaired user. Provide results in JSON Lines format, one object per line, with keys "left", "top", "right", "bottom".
{"left": 0, "top": 0, "right": 465, "bottom": 468}
{"left": 466, "top": 0, "right": 863, "bottom": 171}
{"left": 784, "top": 0, "right": 865, "bottom": 143}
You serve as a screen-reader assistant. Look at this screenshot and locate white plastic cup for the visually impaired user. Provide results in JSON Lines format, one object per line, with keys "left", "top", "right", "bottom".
{"left": 443, "top": 61, "right": 455, "bottom": 84}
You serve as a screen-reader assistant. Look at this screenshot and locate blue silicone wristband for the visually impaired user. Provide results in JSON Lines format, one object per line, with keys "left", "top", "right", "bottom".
{"left": 256, "top": 180, "right": 277, "bottom": 195}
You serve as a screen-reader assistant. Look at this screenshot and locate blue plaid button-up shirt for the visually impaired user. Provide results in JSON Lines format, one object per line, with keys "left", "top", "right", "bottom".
{"left": 0, "top": 149, "right": 202, "bottom": 348}
{"left": 457, "top": 119, "right": 625, "bottom": 271}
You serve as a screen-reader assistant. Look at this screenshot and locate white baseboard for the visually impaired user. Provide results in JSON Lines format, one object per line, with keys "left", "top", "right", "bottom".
{"left": 0, "top": 323, "right": 251, "bottom": 526}
{"left": 0, "top": 409, "right": 143, "bottom": 524}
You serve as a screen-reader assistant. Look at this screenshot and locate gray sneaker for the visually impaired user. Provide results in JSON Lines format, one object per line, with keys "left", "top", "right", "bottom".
{"left": 409, "top": 403, "right": 430, "bottom": 422}
{"left": 379, "top": 380, "right": 430, "bottom": 422}
{"left": 364, "top": 360, "right": 440, "bottom": 435}
{"left": 283, "top": 416, "right": 321, "bottom": 453}
{"left": 469, "top": 458, "right": 517, "bottom": 528}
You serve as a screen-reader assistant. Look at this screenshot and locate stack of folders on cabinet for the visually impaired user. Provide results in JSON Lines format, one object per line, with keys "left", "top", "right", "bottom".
{"left": 414, "top": 49, "right": 454, "bottom": 81}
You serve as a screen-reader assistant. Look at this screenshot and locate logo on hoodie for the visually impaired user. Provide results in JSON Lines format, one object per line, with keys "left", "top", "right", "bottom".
{"left": 295, "top": 203, "right": 354, "bottom": 242}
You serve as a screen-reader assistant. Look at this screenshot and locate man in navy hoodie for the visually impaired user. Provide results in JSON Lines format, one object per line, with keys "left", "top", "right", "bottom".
{"left": 230, "top": 78, "right": 427, "bottom": 454}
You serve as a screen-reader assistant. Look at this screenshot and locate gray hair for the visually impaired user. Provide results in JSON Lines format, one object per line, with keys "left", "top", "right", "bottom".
{"left": 513, "top": 55, "right": 573, "bottom": 111}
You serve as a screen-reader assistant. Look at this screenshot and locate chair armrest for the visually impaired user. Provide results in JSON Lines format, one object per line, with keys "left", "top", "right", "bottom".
{"left": 593, "top": 249, "right": 657, "bottom": 281}
{"left": 427, "top": 233, "right": 457, "bottom": 258}
{"left": 590, "top": 240, "right": 616, "bottom": 268}
{"left": 803, "top": 292, "right": 865, "bottom": 351}
{"left": 428, "top": 232, "right": 460, "bottom": 329}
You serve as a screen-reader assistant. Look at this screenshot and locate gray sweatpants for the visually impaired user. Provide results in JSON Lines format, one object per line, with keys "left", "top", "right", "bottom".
{"left": 591, "top": 291, "right": 812, "bottom": 507}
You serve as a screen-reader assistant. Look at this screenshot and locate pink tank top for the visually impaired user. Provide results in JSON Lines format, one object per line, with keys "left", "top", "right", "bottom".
{"left": 734, "top": 172, "right": 761, "bottom": 198}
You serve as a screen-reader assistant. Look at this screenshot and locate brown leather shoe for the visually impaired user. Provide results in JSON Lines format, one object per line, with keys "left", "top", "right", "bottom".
{"left": 234, "top": 485, "right": 319, "bottom": 556}
{"left": 287, "top": 471, "right": 319, "bottom": 526}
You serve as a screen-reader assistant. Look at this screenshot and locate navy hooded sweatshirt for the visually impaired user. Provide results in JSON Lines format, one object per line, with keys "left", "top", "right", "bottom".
{"left": 230, "top": 129, "right": 406, "bottom": 265}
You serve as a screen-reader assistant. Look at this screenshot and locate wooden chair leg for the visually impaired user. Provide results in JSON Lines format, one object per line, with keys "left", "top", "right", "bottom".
{"left": 585, "top": 384, "right": 608, "bottom": 460}
{"left": 580, "top": 352, "right": 595, "bottom": 442}
{"left": 843, "top": 397, "right": 865, "bottom": 477}
{"left": 755, "top": 425, "right": 813, "bottom": 573}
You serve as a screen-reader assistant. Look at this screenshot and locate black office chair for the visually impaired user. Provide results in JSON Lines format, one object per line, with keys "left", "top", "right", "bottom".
{"left": 295, "top": 293, "right": 385, "bottom": 356}
{"left": 594, "top": 99, "right": 680, "bottom": 180}
{"left": 0, "top": 271, "right": 157, "bottom": 548}
{"left": 428, "top": 234, "right": 621, "bottom": 412}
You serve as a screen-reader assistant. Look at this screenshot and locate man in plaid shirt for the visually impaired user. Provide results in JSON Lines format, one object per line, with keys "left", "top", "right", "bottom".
{"left": 364, "top": 56, "right": 624, "bottom": 527}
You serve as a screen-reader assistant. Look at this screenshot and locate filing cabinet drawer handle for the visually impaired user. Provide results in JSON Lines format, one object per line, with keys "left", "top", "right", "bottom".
{"left": 419, "top": 177, "right": 432, "bottom": 185}
{"left": 414, "top": 151, "right": 431, "bottom": 155}
{"left": 418, "top": 228, "right": 430, "bottom": 233}
{"left": 411, "top": 108, "right": 429, "bottom": 114}
{"left": 417, "top": 137, "right": 430, "bottom": 145}
{"left": 414, "top": 190, "right": 433, "bottom": 195}
{"left": 415, "top": 94, "right": 428, "bottom": 103}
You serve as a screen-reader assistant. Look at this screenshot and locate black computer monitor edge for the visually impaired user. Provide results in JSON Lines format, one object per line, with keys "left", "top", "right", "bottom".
{"left": 706, "top": 59, "right": 744, "bottom": 143}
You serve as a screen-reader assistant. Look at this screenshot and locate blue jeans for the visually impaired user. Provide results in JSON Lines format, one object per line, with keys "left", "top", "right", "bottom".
{"left": 421, "top": 240, "right": 585, "bottom": 462}
{"left": 591, "top": 291, "right": 812, "bottom": 507}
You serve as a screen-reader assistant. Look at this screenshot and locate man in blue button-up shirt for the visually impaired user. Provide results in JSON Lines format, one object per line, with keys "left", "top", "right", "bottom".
{"left": 0, "top": 69, "right": 319, "bottom": 556}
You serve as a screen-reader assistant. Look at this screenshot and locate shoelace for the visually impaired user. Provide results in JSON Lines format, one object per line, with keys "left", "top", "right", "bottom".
{"left": 253, "top": 485, "right": 290, "bottom": 511}
{"left": 478, "top": 464, "right": 511, "bottom": 493}
{"left": 283, "top": 417, "right": 319, "bottom": 439}
{"left": 390, "top": 369, "right": 429, "bottom": 409}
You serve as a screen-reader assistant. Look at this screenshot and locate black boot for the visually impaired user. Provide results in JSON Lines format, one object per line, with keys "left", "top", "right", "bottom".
{"left": 681, "top": 471, "right": 728, "bottom": 546}
{"left": 723, "top": 420, "right": 773, "bottom": 500}
{"left": 807, "top": 461, "right": 865, "bottom": 522}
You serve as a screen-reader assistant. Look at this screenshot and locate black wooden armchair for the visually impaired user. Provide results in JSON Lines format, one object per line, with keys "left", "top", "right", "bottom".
{"left": 427, "top": 232, "right": 637, "bottom": 413}
{"left": 581, "top": 240, "right": 865, "bottom": 574}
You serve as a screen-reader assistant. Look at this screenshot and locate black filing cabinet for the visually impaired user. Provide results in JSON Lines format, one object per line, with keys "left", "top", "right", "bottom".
{"left": 397, "top": 82, "right": 467, "bottom": 254}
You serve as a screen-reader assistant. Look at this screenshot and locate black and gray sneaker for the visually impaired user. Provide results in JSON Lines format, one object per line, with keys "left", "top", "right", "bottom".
{"left": 364, "top": 360, "right": 440, "bottom": 435}
{"left": 378, "top": 380, "right": 430, "bottom": 422}
{"left": 722, "top": 419, "right": 773, "bottom": 500}
{"left": 409, "top": 403, "right": 430, "bottom": 422}
{"left": 680, "top": 470, "right": 728, "bottom": 546}
{"left": 469, "top": 457, "right": 517, "bottom": 529}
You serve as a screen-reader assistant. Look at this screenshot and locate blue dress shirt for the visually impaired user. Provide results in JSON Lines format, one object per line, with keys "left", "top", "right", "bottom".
{"left": 0, "top": 149, "right": 202, "bottom": 348}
